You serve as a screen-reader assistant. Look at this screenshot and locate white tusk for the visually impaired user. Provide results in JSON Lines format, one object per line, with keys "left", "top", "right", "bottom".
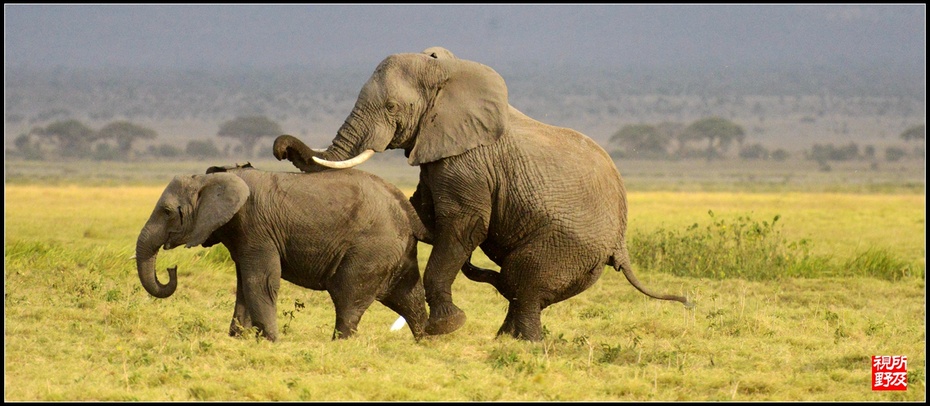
{"left": 389, "top": 316, "right": 407, "bottom": 332}
{"left": 129, "top": 255, "right": 136, "bottom": 260}
{"left": 313, "top": 149, "right": 375, "bottom": 169}
{"left": 311, "top": 147, "right": 328, "bottom": 153}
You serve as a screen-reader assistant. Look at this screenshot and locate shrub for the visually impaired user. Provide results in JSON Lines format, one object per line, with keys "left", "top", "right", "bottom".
{"left": 770, "top": 149, "right": 790, "bottom": 161}
{"left": 147, "top": 143, "right": 183, "bottom": 158}
{"left": 739, "top": 143, "right": 770, "bottom": 160}
{"left": 629, "top": 211, "right": 920, "bottom": 281}
{"left": 186, "top": 139, "right": 222, "bottom": 158}
{"left": 631, "top": 211, "right": 799, "bottom": 280}
{"left": 884, "top": 147, "right": 907, "bottom": 162}
{"left": 92, "top": 143, "right": 121, "bottom": 161}
{"left": 13, "top": 134, "right": 44, "bottom": 160}
{"left": 845, "top": 248, "right": 920, "bottom": 281}
{"left": 807, "top": 142, "right": 860, "bottom": 162}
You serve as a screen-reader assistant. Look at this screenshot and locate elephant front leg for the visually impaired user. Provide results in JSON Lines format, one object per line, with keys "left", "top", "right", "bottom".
{"left": 238, "top": 252, "right": 283, "bottom": 342}
{"left": 424, "top": 217, "right": 488, "bottom": 336}
{"left": 410, "top": 178, "right": 436, "bottom": 241}
{"left": 229, "top": 264, "right": 254, "bottom": 336}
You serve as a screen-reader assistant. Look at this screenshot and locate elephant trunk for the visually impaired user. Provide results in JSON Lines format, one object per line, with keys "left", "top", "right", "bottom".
{"left": 135, "top": 222, "right": 178, "bottom": 298}
{"left": 313, "top": 113, "right": 379, "bottom": 169}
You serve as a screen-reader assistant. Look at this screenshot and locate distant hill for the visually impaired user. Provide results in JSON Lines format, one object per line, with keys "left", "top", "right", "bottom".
{"left": 4, "top": 63, "right": 925, "bottom": 155}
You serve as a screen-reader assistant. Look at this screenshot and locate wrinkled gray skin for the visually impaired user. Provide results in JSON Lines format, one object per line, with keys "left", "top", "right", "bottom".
{"left": 273, "top": 47, "right": 692, "bottom": 341}
{"left": 135, "top": 163, "right": 429, "bottom": 341}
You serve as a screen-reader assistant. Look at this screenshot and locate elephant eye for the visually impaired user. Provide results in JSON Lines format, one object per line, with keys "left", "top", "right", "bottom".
{"left": 385, "top": 100, "right": 400, "bottom": 113}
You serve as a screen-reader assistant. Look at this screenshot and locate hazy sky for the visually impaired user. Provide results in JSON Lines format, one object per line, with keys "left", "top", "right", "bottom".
{"left": 3, "top": 4, "right": 926, "bottom": 72}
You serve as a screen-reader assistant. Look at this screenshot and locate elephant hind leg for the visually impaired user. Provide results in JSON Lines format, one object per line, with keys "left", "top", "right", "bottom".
{"left": 497, "top": 298, "right": 544, "bottom": 341}
{"left": 326, "top": 248, "right": 392, "bottom": 339}
{"left": 329, "top": 291, "right": 376, "bottom": 340}
{"left": 379, "top": 252, "right": 428, "bottom": 340}
{"left": 493, "top": 255, "right": 599, "bottom": 341}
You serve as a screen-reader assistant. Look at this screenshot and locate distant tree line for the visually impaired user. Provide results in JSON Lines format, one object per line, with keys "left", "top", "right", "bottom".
{"left": 610, "top": 118, "right": 924, "bottom": 164}
{"left": 10, "top": 115, "right": 284, "bottom": 161}
{"left": 805, "top": 124, "right": 925, "bottom": 171}
{"left": 609, "top": 116, "right": 777, "bottom": 161}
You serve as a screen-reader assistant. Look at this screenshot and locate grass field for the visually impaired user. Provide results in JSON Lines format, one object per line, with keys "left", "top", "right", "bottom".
{"left": 3, "top": 158, "right": 926, "bottom": 401}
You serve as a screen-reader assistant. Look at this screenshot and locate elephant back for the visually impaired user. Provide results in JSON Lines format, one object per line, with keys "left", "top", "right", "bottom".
{"left": 205, "top": 162, "right": 255, "bottom": 174}
{"left": 351, "top": 170, "right": 432, "bottom": 244}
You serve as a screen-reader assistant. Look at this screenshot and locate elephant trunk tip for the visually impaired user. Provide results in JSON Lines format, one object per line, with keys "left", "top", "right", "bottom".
{"left": 139, "top": 264, "right": 178, "bottom": 299}
{"left": 153, "top": 265, "right": 178, "bottom": 298}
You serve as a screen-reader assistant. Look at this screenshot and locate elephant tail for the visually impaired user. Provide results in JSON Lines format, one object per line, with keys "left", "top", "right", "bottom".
{"left": 461, "top": 257, "right": 503, "bottom": 294}
{"left": 610, "top": 243, "right": 694, "bottom": 309}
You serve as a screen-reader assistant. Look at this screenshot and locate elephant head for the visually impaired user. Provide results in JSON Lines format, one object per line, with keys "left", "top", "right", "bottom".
{"left": 301, "top": 46, "right": 509, "bottom": 168}
{"left": 135, "top": 173, "right": 249, "bottom": 298}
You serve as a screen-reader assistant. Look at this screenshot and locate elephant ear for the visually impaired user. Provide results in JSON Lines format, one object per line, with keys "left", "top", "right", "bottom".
{"left": 186, "top": 173, "right": 250, "bottom": 248}
{"left": 409, "top": 58, "right": 509, "bottom": 165}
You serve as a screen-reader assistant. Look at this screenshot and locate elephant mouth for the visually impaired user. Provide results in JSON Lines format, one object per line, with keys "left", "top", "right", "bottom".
{"left": 387, "top": 135, "right": 410, "bottom": 150}
{"left": 163, "top": 238, "right": 181, "bottom": 250}
{"left": 388, "top": 127, "right": 417, "bottom": 150}
{"left": 163, "top": 231, "right": 184, "bottom": 250}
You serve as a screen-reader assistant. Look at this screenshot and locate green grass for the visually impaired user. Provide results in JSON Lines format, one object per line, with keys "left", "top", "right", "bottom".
{"left": 627, "top": 191, "right": 926, "bottom": 270}
{"left": 3, "top": 166, "right": 926, "bottom": 401}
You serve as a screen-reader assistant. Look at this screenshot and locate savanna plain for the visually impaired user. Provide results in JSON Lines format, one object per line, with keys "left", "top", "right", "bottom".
{"left": 4, "top": 156, "right": 926, "bottom": 401}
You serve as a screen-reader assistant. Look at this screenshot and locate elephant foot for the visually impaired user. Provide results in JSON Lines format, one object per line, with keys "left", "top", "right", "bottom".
{"left": 425, "top": 302, "right": 466, "bottom": 336}
{"left": 229, "top": 318, "right": 251, "bottom": 337}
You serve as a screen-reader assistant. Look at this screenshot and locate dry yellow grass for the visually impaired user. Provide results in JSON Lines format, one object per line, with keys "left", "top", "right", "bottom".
{"left": 4, "top": 184, "right": 926, "bottom": 401}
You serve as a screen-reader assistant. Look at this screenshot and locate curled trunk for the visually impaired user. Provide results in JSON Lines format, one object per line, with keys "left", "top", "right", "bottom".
{"left": 310, "top": 116, "right": 374, "bottom": 168}
{"left": 274, "top": 129, "right": 361, "bottom": 173}
{"left": 276, "top": 109, "right": 382, "bottom": 172}
{"left": 135, "top": 225, "right": 177, "bottom": 298}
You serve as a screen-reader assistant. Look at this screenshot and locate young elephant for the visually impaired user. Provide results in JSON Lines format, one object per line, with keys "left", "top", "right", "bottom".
{"left": 135, "top": 163, "right": 429, "bottom": 341}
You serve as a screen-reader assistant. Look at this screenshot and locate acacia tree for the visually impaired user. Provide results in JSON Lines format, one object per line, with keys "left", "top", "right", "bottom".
{"left": 609, "top": 124, "right": 671, "bottom": 159}
{"left": 97, "top": 121, "right": 158, "bottom": 158}
{"left": 681, "top": 117, "right": 745, "bottom": 161}
{"left": 217, "top": 116, "right": 283, "bottom": 158}
{"left": 29, "top": 119, "right": 99, "bottom": 158}
{"left": 14, "top": 133, "right": 44, "bottom": 160}
{"left": 900, "top": 123, "right": 925, "bottom": 159}
{"left": 900, "top": 124, "right": 925, "bottom": 142}
{"left": 656, "top": 121, "right": 686, "bottom": 157}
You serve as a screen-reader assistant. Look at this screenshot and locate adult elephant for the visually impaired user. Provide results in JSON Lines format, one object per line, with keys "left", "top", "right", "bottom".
{"left": 273, "top": 47, "right": 692, "bottom": 341}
